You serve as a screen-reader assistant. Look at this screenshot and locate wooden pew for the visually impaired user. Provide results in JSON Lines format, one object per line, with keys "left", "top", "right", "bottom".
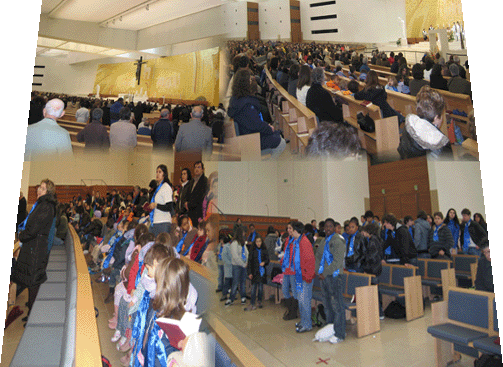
{"left": 324, "top": 87, "right": 400, "bottom": 160}
{"left": 416, "top": 258, "right": 454, "bottom": 300}
{"left": 452, "top": 254, "right": 479, "bottom": 287}
{"left": 264, "top": 68, "right": 318, "bottom": 154}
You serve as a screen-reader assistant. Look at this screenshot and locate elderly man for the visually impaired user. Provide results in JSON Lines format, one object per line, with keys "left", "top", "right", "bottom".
{"left": 76, "top": 108, "right": 110, "bottom": 150}
{"left": 174, "top": 105, "right": 213, "bottom": 154}
{"left": 151, "top": 108, "right": 174, "bottom": 149}
{"left": 24, "top": 98, "right": 73, "bottom": 160}
{"left": 447, "top": 64, "right": 471, "bottom": 97}
{"left": 110, "top": 107, "right": 137, "bottom": 150}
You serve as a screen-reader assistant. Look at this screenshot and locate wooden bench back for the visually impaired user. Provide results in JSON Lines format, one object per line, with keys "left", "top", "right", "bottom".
{"left": 379, "top": 263, "right": 417, "bottom": 288}
{"left": 417, "top": 258, "right": 453, "bottom": 281}
{"left": 342, "top": 270, "right": 374, "bottom": 298}
{"left": 452, "top": 254, "right": 479, "bottom": 275}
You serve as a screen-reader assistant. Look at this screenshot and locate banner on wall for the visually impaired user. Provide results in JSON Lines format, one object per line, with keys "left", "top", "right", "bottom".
{"left": 92, "top": 47, "right": 220, "bottom": 106}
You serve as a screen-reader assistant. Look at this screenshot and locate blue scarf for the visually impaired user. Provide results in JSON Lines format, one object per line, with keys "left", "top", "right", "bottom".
{"left": 131, "top": 290, "right": 151, "bottom": 367}
{"left": 408, "top": 227, "right": 414, "bottom": 241}
{"left": 448, "top": 220, "right": 460, "bottom": 248}
{"left": 347, "top": 232, "right": 358, "bottom": 257}
{"left": 102, "top": 232, "right": 124, "bottom": 269}
{"left": 241, "top": 244, "right": 247, "bottom": 262}
{"left": 318, "top": 233, "right": 340, "bottom": 277}
{"left": 18, "top": 202, "right": 38, "bottom": 233}
{"left": 149, "top": 183, "right": 163, "bottom": 226}
{"left": 248, "top": 231, "right": 256, "bottom": 243}
{"left": 218, "top": 244, "right": 224, "bottom": 260}
{"left": 463, "top": 220, "right": 471, "bottom": 252}
{"left": 176, "top": 231, "right": 188, "bottom": 253}
{"left": 384, "top": 230, "right": 394, "bottom": 256}
{"left": 281, "top": 236, "right": 295, "bottom": 272}
{"left": 292, "top": 235, "right": 303, "bottom": 292}
{"left": 183, "top": 236, "right": 198, "bottom": 257}
{"left": 433, "top": 225, "right": 441, "bottom": 242}
{"left": 258, "top": 248, "right": 265, "bottom": 277}
{"left": 144, "top": 311, "right": 168, "bottom": 367}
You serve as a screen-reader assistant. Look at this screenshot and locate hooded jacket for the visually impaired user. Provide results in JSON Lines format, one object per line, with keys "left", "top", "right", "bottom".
{"left": 228, "top": 95, "right": 281, "bottom": 151}
{"left": 398, "top": 114, "right": 450, "bottom": 159}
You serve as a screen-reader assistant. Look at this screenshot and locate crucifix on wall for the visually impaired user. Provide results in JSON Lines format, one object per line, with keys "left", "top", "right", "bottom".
{"left": 134, "top": 56, "right": 147, "bottom": 85}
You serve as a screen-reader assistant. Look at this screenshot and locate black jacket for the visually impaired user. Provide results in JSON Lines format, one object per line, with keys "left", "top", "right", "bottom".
{"left": 247, "top": 245, "right": 270, "bottom": 284}
{"left": 354, "top": 87, "right": 398, "bottom": 118}
{"left": 427, "top": 224, "right": 454, "bottom": 258}
{"left": 345, "top": 232, "right": 366, "bottom": 268}
{"left": 151, "top": 119, "right": 174, "bottom": 148}
{"left": 361, "top": 235, "right": 383, "bottom": 276}
{"left": 385, "top": 225, "right": 417, "bottom": 265}
{"left": 306, "top": 83, "right": 343, "bottom": 123}
{"left": 475, "top": 256, "right": 493, "bottom": 292}
{"left": 460, "top": 220, "right": 487, "bottom": 249}
{"left": 13, "top": 194, "right": 56, "bottom": 287}
{"left": 185, "top": 175, "right": 208, "bottom": 226}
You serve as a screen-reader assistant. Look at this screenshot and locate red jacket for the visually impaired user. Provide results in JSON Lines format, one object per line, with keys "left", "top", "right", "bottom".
{"left": 284, "top": 235, "right": 316, "bottom": 283}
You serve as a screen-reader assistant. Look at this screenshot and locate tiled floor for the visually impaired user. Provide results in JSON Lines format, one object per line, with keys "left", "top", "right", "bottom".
{"left": 210, "top": 293, "right": 477, "bottom": 367}
{"left": 0, "top": 289, "right": 29, "bottom": 366}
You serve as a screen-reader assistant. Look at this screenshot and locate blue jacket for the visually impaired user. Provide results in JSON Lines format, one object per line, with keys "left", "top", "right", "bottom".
{"left": 109, "top": 102, "right": 123, "bottom": 124}
{"left": 228, "top": 96, "right": 281, "bottom": 150}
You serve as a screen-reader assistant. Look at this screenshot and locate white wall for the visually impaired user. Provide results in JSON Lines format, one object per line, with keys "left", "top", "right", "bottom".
{"left": 259, "top": 0, "right": 291, "bottom": 41}
{"left": 300, "top": 0, "right": 405, "bottom": 43}
{"left": 222, "top": 2, "right": 249, "bottom": 40}
{"left": 428, "top": 160, "right": 486, "bottom": 218}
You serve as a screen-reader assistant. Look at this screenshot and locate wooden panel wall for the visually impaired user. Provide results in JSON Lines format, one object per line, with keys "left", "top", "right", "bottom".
{"left": 218, "top": 214, "right": 295, "bottom": 238}
{"left": 28, "top": 185, "right": 135, "bottom": 205}
{"left": 290, "top": 0, "right": 302, "bottom": 43}
{"left": 247, "top": 2, "right": 260, "bottom": 40}
{"left": 368, "top": 156, "right": 431, "bottom": 220}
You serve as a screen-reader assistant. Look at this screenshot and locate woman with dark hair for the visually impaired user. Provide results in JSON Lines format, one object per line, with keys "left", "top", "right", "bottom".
{"left": 12, "top": 179, "right": 57, "bottom": 323}
{"left": 409, "top": 63, "right": 430, "bottom": 96}
{"left": 149, "top": 164, "right": 174, "bottom": 236}
{"left": 429, "top": 63, "right": 448, "bottom": 91}
{"left": 226, "top": 226, "right": 249, "bottom": 306}
{"left": 264, "top": 226, "right": 279, "bottom": 261}
{"left": 443, "top": 208, "right": 460, "bottom": 254}
{"left": 296, "top": 65, "right": 311, "bottom": 106}
{"left": 176, "top": 168, "right": 192, "bottom": 215}
{"left": 228, "top": 69, "right": 286, "bottom": 158}
{"left": 354, "top": 70, "right": 402, "bottom": 120}
{"left": 288, "top": 63, "right": 300, "bottom": 98}
{"left": 473, "top": 213, "right": 488, "bottom": 233}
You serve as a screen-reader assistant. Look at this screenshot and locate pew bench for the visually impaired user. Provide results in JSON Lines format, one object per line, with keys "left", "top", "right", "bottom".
{"left": 427, "top": 287, "right": 500, "bottom": 366}
{"left": 452, "top": 254, "right": 479, "bottom": 287}
{"left": 263, "top": 261, "right": 283, "bottom": 304}
{"left": 378, "top": 263, "right": 424, "bottom": 321}
{"left": 416, "top": 258, "right": 454, "bottom": 299}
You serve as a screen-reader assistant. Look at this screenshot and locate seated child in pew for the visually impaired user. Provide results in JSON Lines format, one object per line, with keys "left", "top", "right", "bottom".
{"left": 326, "top": 74, "right": 341, "bottom": 90}
{"left": 385, "top": 76, "right": 399, "bottom": 92}
{"left": 94, "top": 219, "right": 128, "bottom": 281}
{"left": 89, "top": 216, "right": 116, "bottom": 269}
{"left": 347, "top": 80, "right": 360, "bottom": 95}
{"left": 244, "top": 236, "right": 270, "bottom": 311}
{"left": 427, "top": 212, "right": 454, "bottom": 259}
{"left": 181, "top": 221, "right": 208, "bottom": 263}
{"left": 335, "top": 66, "right": 346, "bottom": 78}
{"left": 174, "top": 215, "right": 198, "bottom": 256}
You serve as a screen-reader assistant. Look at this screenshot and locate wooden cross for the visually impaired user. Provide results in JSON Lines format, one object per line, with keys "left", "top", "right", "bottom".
{"left": 134, "top": 56, "right": 147, "bottom": 85}
{"left": 316, "top": 357, "right": 330, "bottom": 365}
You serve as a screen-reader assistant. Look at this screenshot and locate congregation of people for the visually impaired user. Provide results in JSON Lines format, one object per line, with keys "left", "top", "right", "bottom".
{"left": 12, "top": 161, "right": 220, "bottom": 366}
{"left": 215, "top": 207, "right": 492, "bottom": 344}
{"left": 225, "top": 40, "right": 474, "bottom": 159}
{"left": 26, "top": 91, "right": 227, "bottom": 158}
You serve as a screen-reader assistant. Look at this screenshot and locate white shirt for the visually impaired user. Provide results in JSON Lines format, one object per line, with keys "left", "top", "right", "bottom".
{"left": 296, "top": 85, "right": 310, "bottom": 106}
{"left": 24, "top": 118, "right": 73, "bottom": 161}
{"left": 153, "top": 182, "right": 173, "bottom": 224}
{"left": 185, "top": 283, "right": 198, "bottom": 313}
{"left": 75, "top": 107, "right": 89, "bottom": 123}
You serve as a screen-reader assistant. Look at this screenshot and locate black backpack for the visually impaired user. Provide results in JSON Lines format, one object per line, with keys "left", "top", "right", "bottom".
{"left": 384, "top": 300, "right": 406, "bottom": 319}
{"left": 357, "top": 112, "right": 375, "bottom": 133}
{"left": 474, "top": 354, "right": 503, "bottom": 367}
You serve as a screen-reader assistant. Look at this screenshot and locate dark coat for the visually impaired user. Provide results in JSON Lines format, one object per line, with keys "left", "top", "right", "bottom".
{"left": 345, "top": 232, "right": 366, "bottom": 268}
{"left": 385, "top": 225, "right": 417, "bottom": 265}
{"left": 428, "top": 224, "right": 454, "bottom": 258}
{"left": 185, "top": 175, "right": 208, "bottom": 226}
{"left": 76, "top": 120, "right": 110, "bottom": 149}
{"left": 361, "top": 235, "right": 383, "bottom": 276}
{"left": 475, "top": 256, "right": 493, "bottom": 292}
{"left": 151, "top": 118, "right": 174, "bottom": 148}
{"left": 460, "top": 220, "right": 487, "bottom": 249}
{"left": 430, "top": 75, "right": 448, "bottom": 91}
{"left": 354, "top": 87, "right": 398, "bottom": 118}
{"left": 12, "top": 194, "right": 56, "bottom": 287}
{"left": 306, "top": 83, "right": 343, "bottom": 123}
{"left": 228, "top": 95, "right": 281, "bottom": 150}
{"left": 247, "top": 245, "right": 270, "bottom": 284}
{"left": 17, "top": 196, "right": 27, "bottom": 228}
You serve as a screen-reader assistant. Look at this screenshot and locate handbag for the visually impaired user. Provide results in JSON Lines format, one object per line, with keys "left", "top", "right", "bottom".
{"left": 357, "top": 112, "right": 375, "bottom": 133}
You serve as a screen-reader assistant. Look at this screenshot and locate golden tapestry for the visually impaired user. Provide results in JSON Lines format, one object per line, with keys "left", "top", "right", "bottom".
{"left": 92, "top": 47, "right": 220, "bottom": 106}
{"left": 406, "top": 0, "right": 464, "bottom": 38}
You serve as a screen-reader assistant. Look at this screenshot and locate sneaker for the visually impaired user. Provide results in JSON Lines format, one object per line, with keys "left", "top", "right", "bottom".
{"left": 111, "top": 330, "right": 121, "bottom": 343}
{"left": 116, "top": 336, "right": 127, "bottom": 350}
{"left": 258, "top": 303, "right": 263, "bottom": 309}
{"left": 241, "top": 297, "right": 247, "bottom": 305}
{"left": 220, "top": 296, "right": 227, "bottom": 302}
{"left": 244, "top": 305, "right": 256, "bottom": 311}
{"left": 83, "top": 250, "right": 89, "bottom": 255}
{"left": 328, "top": 336, "right": 344, "bottom": 344}
{"left": 225, "top": 300, "right": 233, "bottom": 306}
{"left": 379, "top": 315, "right": 385, "bottom": 320}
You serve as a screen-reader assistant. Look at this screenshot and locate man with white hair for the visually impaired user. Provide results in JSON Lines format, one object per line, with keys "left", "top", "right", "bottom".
{"left": 150, "top": 108, "right": 174, "bottom": 149}
{"left": 24, "top": 98, "right": 73, "bottom": 160}
{"left": 174, "top": 105, "right": 213, "bottom": 154}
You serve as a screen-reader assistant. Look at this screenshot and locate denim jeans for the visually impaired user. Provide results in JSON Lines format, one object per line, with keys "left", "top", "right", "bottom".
{"left": 298, "top": 280, "right": 313, "bottom": 330}
{"left": 261, "top": 137, "right": 286, "bottom": 159}
{"left": 217, "top": 265, "right": 224, "bottom": 290}
{"left": 325, "top": 274, "right": 346, "bottom": 340}
{"left": 52, "top": 236, "right": 65, "bottom": 247}
{"left": 150, "top": 222, "right": 171, "bottom": 237}
{"left": 230, "top": 265, "right": 247, "bottom": 302}
{"left": 282, "top": 274, "right": 298, "bottom": 300}
{"left": 320, "top": 277, "right": 335, "bottom": 324}
{"left": 222, "top": 277, "right": 232, "bottom": 297}
{"left": 250, "top": 282, "right": 264, "bottom": 305}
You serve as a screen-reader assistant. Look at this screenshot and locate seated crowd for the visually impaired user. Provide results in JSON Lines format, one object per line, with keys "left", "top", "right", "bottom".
{"left": 225, "top": 40, "right": 475, "bottom": 159}
{"left": 215, "top": 208, "right": 492, "bottom": 344}
{"left": 27, "top": 91, "right": 227, "bottom": 156}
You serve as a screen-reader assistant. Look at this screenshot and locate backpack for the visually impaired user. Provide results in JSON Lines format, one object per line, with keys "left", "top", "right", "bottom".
{"left": 384, "top": 300, "right": 406, "bottom": 319}
{"left": 356, "top": 112, "right": 375, "bottom": 133}
{"left": 474, "top": 354, "right": 503, "bottom": 367}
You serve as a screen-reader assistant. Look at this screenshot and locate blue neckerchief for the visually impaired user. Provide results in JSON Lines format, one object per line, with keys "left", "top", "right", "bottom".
{"left": 258, "top": 247, "right": 265, "bottom": 277}
{"left": 149, "top": 183, "right": 163, "bottom": 226}
{"left": 102, "top": 233, "right": 124, "bottom": 269}
{"left": 293, "top": 235, "right": 303, "bottom": 292}
{"left": 18, "top": 202, "right": 38, "bottom": 233}
{"left": 408, "top": 227, "right": 414, "bottom": 241}
{"left": 183, "top": 236, "right": 198, "bottom": 257}
{"left": 433, "top": 225, "right": 441, "bottom": 242}
{"left": 347, "top": 232, "right": 358, "bottom": 257}
{"left": 281, "top": 237, "right": 295, "bottom": 272}
{"left": 144, "top": 311, "right": 168, "bottom": 367}
{"left": 318, "top": 233, "right": 340, "bottom": 277}
{"left": 218, "top": 244, "right": 224, "bottom": 260}
{"left": 384, "top": 230, "right": 394, "bottom": 255}
{"left": 248, "top": 231, "right": 256, "bottom": 243}
{"left": 176, "top": 231, "right": 188, "bottom": 253}
{"left": 131, "top": 290, "right": 151, "bottom": 367}
{"left": 241, "top": 244, "right": 247, "bottom": 262}
{"left": 448, "top": 220, "right": 459, "bottom": 248}
{"left": 193, "top": 239, "right": 209, "bottom": 263}
{"left": 47, "top": 217, "right": 57, "bottom": 253}
{"left": 133, "top": 193, "right": 139, "bottom": 205}
{"left": 463, "top": 220, "right": 471, "bottom": 252}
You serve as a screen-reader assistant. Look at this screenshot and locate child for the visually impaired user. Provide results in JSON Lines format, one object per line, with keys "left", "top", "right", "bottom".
{"left": 244, "top": 236, "right": 270, "bottom": 311}
{"left": 385, "top": 76, "right": 398, "bottom": 92}
{"left": 225, "top": 227, "right": 249, "bottom": 306}
{"left": 187, "top": 222, "right": 208, "bottom": 263}
{"left": 220, "top": 234, "right": 233, "bottom": 301}
{"left": 175, "top": 215, "right": 197, "bottom": 255}
{"left": 428, "top": 212, "right": 454, "bottom": 259}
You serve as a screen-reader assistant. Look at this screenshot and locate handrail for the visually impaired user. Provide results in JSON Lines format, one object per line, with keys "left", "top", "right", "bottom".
{"left": 80, "top": 179, "right": 108, "bottom": 186}
{"left": 69, "top": 225, "right": 102, "bottom": 367}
